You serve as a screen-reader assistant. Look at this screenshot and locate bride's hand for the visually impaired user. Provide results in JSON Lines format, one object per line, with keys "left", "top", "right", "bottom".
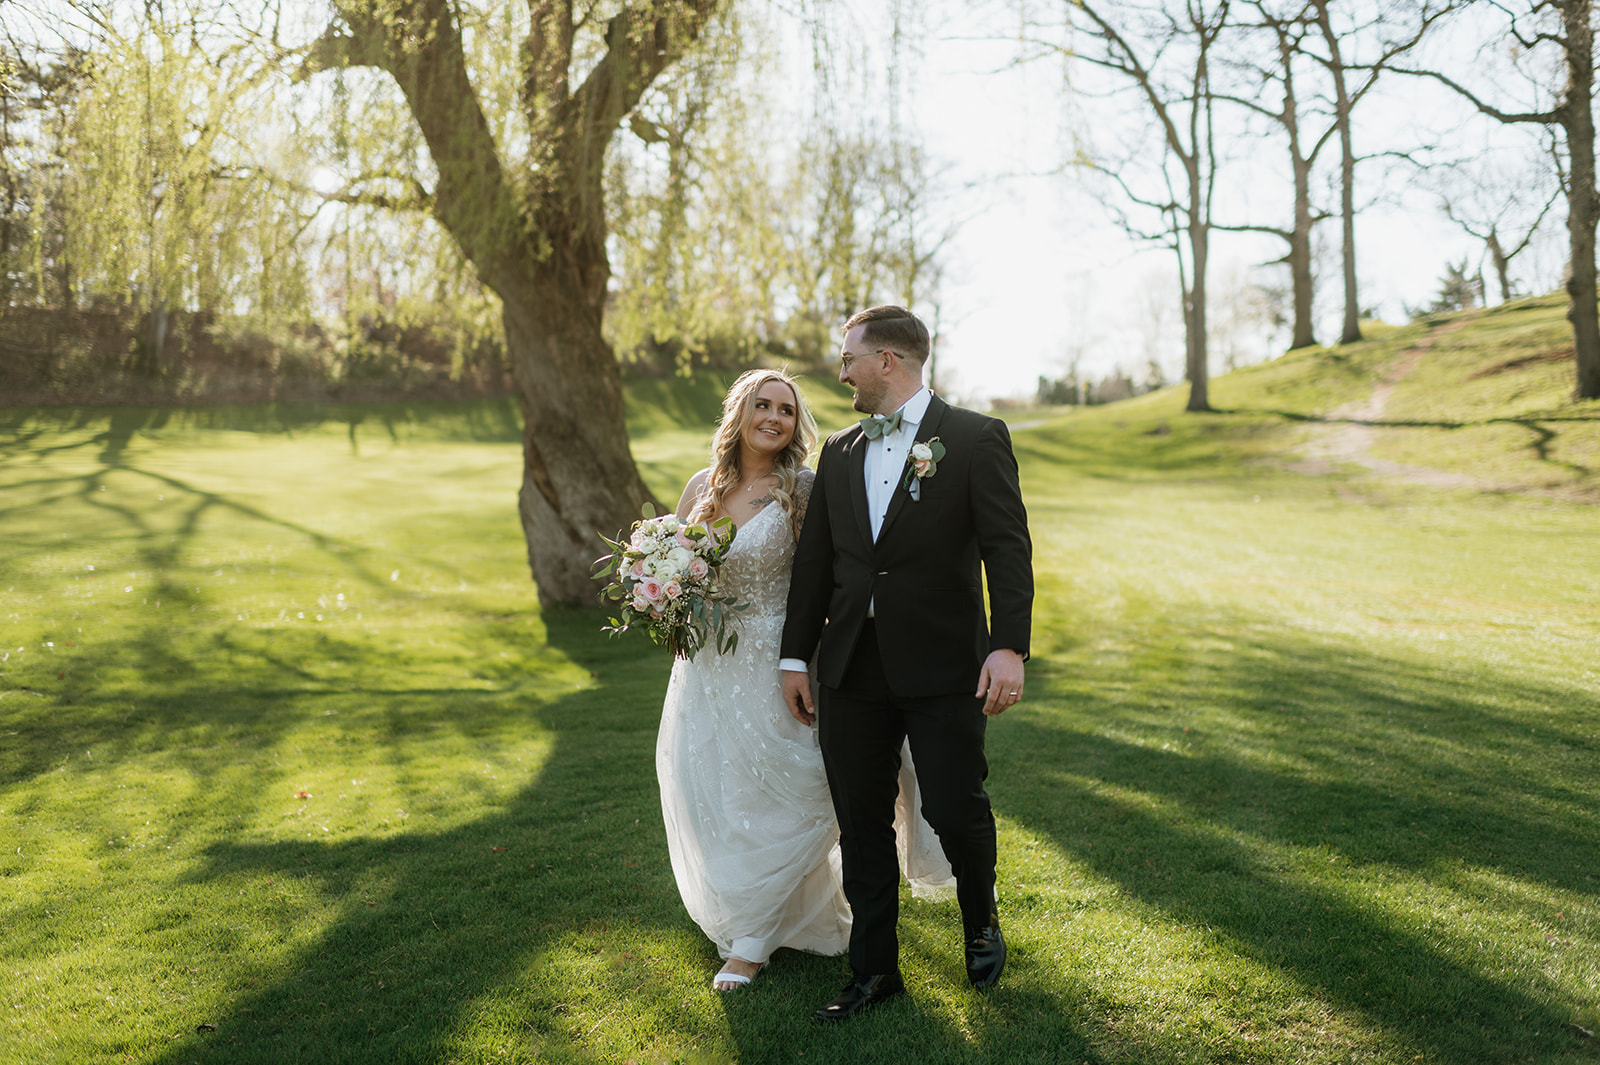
{"left": 782, "top": 669, "right": 815, "bottom": 726}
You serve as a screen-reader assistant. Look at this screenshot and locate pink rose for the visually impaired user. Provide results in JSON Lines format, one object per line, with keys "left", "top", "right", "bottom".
{"left": 674, "top": 531, "right": 694, "bottom": 549}
{"left": 640, "top": 576, "right": 665, "bottom": 602}
{"left": 629, "top": 558, "right": 647, "bottom": 579}
{"left": 663, "top": 579, "right": 683, "bottom": 599}
{"left": 913, "top": 458, "right": 933, "bottom": 478}
{"left": 687, "top": 557, "right": 710, "bottom": 580}
{"left": 631, "top": 593, "right": 649, "bottom": 613}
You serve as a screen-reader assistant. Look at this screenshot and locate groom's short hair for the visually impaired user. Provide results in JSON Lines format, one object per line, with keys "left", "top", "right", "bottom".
{"left": 844, "top": 305, "right": 930, "bottom": 366}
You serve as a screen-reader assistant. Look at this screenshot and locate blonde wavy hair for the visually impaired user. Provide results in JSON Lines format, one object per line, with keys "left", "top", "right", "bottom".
{"left": 689, "top": 369, "right": 818, "bottom": 537}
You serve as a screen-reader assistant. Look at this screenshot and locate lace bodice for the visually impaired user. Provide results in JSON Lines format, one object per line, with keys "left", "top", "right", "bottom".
{"left": 718, "top": 502, "right": 796, "bottom": 617}
{"left": 710, "top": 468, "right": 811, "bottom": 619}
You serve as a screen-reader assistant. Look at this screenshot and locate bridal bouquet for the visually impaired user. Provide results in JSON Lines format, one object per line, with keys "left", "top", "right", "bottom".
{"left": 594, "top": 504, "right": 746, "bottom": 660}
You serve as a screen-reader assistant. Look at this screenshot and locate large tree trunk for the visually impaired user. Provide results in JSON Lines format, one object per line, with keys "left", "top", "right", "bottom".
{"left": 1562, "top": 0, "right": 1600, "bottom": 399}
{"left": 311, "top": 0, "right": 720, "bottom": 605}
{"left": 503, "top": 275, "right": 655, "bottom": 605}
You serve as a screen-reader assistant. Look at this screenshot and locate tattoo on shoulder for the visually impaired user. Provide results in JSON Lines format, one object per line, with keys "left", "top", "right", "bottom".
{"left": 750, "top": 494, "right": 775, "bottom": 509}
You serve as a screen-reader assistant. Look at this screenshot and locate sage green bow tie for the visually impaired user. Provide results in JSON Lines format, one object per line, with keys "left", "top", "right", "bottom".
{"left": 859, "top": 408, "right": 905, "bottom": 439}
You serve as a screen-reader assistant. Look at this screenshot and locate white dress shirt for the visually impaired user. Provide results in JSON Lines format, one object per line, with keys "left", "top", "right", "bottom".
{"left": 781, "top": 389, "right": 931, "bottom": 674}
{"left": 864, "top": 388, "right": 932, "bottom": 541}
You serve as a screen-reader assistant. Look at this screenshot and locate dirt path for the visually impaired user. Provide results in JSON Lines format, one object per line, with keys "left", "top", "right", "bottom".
{"left": 1287, "top": 322, "right": 1482, "bottom": 488}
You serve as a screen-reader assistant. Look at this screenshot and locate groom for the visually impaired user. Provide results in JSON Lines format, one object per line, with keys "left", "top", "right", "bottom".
{"left": 780, "top": 305, "right": 1033, "bottom": 1021}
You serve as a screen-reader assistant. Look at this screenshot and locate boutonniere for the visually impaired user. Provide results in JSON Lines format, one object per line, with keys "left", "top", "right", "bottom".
{"left": 903, "top": 437, "right": 946, "bottom": 500}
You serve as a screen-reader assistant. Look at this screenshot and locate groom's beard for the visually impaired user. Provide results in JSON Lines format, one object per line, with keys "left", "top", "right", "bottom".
{"left": 850, "top": 379, "right": 886, "bottom": 414}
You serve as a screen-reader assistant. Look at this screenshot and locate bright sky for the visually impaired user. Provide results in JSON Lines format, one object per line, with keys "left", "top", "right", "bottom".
{"left": 850, "top": 3, "right": 1568, "bottom": 405}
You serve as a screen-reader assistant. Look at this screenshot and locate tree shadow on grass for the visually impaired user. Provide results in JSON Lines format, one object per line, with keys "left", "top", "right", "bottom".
{"left": 707, "top": 895, "right": 1111, "bottom": 1065}
{"left": 0, "top": 456, "right": 437, "bottom": 789}
{"left": 116, "top": 609, "right": 693, "bottom": 1065}
{"left": 116, "top": 607, "right": 1108, "bottom": 1065}
{"left": 0, "top": 425, "right": 524, "bottom": 785}
{"left": 996, "top": 632, "right": 1600, "bottom": 1063}
{"left": 717, "top": 984, "right": 1110, "bottom": 1065}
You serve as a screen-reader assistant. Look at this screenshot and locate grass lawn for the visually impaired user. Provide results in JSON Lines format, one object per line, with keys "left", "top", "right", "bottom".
{"left": 2, "top": 337, "right": 1598, "bottom": 1063}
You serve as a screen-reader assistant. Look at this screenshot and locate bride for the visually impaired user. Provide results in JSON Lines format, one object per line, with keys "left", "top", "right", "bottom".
{"left": 658, "top": 368, "right": 952, "bottom": 992}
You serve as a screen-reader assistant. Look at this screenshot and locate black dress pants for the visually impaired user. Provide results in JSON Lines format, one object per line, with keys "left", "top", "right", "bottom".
{"left": 817, "top": 619, "right": 998, "bottom": 976}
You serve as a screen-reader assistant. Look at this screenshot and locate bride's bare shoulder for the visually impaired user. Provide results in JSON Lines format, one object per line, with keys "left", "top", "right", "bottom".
{"left": 676, "top": 467, "right": 714, "bottom": 519}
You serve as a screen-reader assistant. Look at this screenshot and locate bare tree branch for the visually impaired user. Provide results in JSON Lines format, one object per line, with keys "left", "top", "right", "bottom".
{"left": 1385, "top": 66, "right": 1561, "bottom": 125}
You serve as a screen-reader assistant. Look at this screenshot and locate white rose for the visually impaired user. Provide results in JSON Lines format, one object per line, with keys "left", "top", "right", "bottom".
{"left": 911, "top": 441, "right": 933, "bottom": 462}
{"left": 668, "top": 546, "right": 694, "bottom": 570}
{"left": 656, "top": 558, "right": 681, "bottom": 581}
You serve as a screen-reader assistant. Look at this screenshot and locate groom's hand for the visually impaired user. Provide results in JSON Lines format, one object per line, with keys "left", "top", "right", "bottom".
{"left": 782, "top": 669, "right": 816, "bottom": 726}
{"left": 977, "top": 649, "right": 1026, "bottom": 716}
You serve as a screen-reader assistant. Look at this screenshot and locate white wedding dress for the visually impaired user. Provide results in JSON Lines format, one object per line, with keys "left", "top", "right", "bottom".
{"left": 656, "top": 491, "right": 954, "bottom": 964}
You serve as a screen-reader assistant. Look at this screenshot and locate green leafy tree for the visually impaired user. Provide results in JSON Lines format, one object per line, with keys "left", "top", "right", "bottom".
{"left": 604, "top": 12, "right": 955, "bottom": 376}
{"left": 293, "top": 0, "right": 728, "bottom": 605}
{"left": 0, "top": 44, "right": 92, "bottom": 314}
{"left": 57, "top": 10, "right": 279, "bottom": 370}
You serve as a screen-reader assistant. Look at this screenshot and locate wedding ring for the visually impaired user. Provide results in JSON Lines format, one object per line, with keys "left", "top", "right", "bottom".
{"left": 1008, "top": 691, "right": 1019, "bottom": 696}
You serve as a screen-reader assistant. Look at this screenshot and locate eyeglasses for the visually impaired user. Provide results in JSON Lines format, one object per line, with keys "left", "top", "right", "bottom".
{"left": 838, "top": 348, "right": 904, "bottom": 372}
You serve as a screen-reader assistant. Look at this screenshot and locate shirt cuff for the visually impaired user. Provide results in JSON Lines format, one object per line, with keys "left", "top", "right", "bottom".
{"left": 779, "top": 658, "right": 809, "bottom": 673}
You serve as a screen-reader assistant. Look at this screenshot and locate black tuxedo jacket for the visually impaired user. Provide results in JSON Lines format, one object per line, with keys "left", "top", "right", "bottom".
{"left": 781, "top": 394, "right": 1033, "bottom": 697}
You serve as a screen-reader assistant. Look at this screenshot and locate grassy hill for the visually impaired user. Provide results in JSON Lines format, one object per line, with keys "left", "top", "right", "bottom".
{"left": 1009, "top": 294, "right": 1598, "bottom": 502}
{"left": 0, "top": 307, "right": 1597, "bottom": 1065}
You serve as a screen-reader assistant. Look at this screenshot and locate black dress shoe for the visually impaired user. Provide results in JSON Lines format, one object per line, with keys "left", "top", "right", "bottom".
{"left": 965, "top": 917, "right": 1006, "bottom": 988}
{"left": 813, "top": 972, "right": 906, "bottom": 1021}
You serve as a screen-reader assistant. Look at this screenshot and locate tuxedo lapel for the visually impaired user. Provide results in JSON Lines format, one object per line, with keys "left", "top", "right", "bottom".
{"left": 877, "top": 395, "right": 948, "bottom": 542}
{"left": 845, "top": 429, "right": 874, "bottom": 547}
